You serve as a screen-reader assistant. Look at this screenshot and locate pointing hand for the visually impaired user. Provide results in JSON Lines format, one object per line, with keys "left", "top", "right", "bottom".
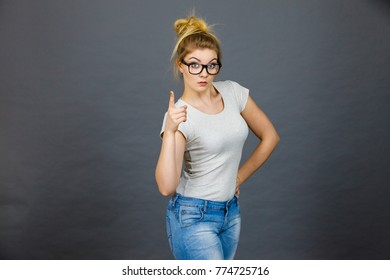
{"left": 165, "top": 91, "right": 187, "bottom": 134}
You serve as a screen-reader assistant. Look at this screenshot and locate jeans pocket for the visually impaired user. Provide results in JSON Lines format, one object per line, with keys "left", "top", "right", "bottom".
{"left": 179, "top": 206, "right": 204, "bottom": 227}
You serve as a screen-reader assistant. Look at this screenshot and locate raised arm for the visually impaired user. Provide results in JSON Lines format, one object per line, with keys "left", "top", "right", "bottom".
{"left": 155, "top": 92, "right": 187, "bottom": 196}
{"left": 236, "top": 96, "right": 280, "bottom": 195}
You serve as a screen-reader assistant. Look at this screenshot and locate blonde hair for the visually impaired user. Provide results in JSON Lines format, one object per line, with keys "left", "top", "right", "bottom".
{"left": 171, "top": 14, "right": 222, "bottom": 78}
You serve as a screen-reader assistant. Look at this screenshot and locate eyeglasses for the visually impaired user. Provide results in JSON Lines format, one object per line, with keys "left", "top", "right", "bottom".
{"left": 181, "top": 60, "right": 222, "bottom": 75}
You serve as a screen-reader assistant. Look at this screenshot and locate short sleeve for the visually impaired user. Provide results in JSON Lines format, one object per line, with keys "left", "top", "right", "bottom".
{"left": 230, "top": 81, "right": 249, "bottom": 112}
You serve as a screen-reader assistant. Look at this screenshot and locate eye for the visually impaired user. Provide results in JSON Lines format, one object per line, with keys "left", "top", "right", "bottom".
{"left": 208, "top": 63, "right": 218, "bottom": 69}
{"left": 189, "top": 63, "right": 200, "bottom": 69}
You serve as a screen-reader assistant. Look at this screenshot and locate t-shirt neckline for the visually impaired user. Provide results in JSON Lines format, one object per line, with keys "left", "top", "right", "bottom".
{"left": 179, "top": 82, "right": 225, "bottom": 116}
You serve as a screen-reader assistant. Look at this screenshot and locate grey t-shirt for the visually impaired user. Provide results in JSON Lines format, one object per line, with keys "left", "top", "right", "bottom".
{"left": 160, "top": 80, "right": 249, "bottom": 202}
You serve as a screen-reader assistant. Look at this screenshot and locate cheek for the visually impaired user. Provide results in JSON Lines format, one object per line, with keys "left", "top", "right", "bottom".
{"left": 182, "top": 71, "right": 195, "bottom": 81}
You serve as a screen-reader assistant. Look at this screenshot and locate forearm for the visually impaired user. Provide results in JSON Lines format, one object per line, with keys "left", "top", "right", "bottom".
{"left": 237, "top": 135, "right": 279, "bottom": 186}
{"left": 155, "top": 132, "right": 180, "bottom": 196}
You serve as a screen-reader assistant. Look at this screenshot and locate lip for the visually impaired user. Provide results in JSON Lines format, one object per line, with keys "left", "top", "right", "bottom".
{"left": 197, "top": 81, "right": 208, "bottom": 86}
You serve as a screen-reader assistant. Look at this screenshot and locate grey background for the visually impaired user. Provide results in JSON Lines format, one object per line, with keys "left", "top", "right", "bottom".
{"left": 1, "top": 0, "right": 389, "bottom": 259}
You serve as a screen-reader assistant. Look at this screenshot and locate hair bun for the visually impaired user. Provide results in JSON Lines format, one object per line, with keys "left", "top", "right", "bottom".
{"left": 174, "top": 16, "right": 209, "bottom": 37}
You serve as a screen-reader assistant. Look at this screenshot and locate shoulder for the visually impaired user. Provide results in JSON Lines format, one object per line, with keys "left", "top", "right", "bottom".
{"left": 175, "top": 99, "right": 186, "bottom": 108}
{"left": 213, "top": 80, "right": 249, "bottom": 97}
{"left": 213, "top": 80, "right": 233, "bottom": 92}
{"left": 214, "top": 80, "right": 250, "bottom": 112}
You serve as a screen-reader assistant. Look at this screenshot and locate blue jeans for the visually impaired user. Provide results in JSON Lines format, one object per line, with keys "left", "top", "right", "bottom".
{"left": 166, "top": 193, "right": 241, "bottom": 260}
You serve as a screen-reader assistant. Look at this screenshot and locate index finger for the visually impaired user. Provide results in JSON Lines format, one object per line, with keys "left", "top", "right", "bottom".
{"left": 169, "top": 91, "right": 175, "bottom": 108}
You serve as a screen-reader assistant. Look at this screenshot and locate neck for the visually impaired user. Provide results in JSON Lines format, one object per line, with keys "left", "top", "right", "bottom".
{"left": 182, "top": 83, "right": 216, "bottom": 104}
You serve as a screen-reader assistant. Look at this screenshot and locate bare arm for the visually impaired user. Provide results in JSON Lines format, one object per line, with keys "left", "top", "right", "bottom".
{"left": 236, "top": 96, "right": 280, "bottom": 195}
{"left": 155, "top": 92, "right": 187, "bottom": 196}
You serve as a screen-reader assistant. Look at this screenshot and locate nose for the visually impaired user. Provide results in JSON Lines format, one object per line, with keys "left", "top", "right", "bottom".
{"left": 199, "top": 66, "right": 208, "bottom": 77}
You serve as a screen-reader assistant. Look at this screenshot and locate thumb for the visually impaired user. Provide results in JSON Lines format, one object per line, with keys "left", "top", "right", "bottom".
{"left": 169, "top": 91, "right": 175, "bottom": 108}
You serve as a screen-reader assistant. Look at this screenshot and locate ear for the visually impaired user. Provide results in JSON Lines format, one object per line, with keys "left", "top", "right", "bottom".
{"left": 176, "top": 59, "right": 184, "bottom": 74}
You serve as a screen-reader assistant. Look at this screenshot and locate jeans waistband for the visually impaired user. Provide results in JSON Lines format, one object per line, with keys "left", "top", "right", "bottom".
{"left": 171, "top": 193, "right": 238, "bottom": 210}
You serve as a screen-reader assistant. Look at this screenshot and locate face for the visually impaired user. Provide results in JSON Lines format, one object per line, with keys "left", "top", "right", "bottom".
{"left": 179, "top": 48, "right": 219, "bottom": 94}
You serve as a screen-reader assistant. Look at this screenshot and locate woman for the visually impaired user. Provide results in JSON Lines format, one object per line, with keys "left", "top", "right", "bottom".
{"left": 155, "top": 14, "right": 279, "bottom": 260}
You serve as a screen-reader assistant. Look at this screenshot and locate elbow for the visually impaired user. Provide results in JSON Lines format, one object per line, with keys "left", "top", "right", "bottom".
{"left": 262, "top": 130, "right": 280, "bottom": 147}
{"left": 272, "top": 131, "right": 280, "bottom": 151}
{"left": 159, "top": 189, "right": 174, "bottom": 197}
{"left": 155, "top": 173, "right": 176, "bottom": 197}
{"left": 274, "top": 131, "right": 280, "bottom": 145}
{"left": 155, "top": 180, "right": 170, "bottom": 196}
{"left": 260, "top": 131, "right": 280, "bottom": 154}
{"left": 157, "top": 183, "right": 175, "bottom": 197}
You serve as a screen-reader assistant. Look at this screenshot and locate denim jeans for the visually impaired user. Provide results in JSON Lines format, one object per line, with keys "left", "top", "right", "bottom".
{"left": 166, "top": 193, "right": 241, "bottom": 260}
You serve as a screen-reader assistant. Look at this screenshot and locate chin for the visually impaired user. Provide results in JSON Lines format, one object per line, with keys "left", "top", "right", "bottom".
{"left": 194, "top": 83, "right": 212, "bottom": 91}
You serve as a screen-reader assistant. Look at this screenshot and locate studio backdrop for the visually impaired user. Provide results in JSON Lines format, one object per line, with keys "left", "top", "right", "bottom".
{"left": 0, "top": 0, "right": 389, "bottom": 259}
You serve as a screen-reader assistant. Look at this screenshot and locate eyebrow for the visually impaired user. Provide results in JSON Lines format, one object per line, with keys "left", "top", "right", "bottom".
{"left": 188, "top": 57, "right": 218, "bottom": 63}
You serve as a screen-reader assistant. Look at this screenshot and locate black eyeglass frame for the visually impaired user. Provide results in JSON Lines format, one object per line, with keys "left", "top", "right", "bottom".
{"left": 181, "top": 60, "right": 222, "bottom": 75}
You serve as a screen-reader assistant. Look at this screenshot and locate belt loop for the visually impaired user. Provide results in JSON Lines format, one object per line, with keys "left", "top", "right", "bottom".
{"left": 203, "top": 200, "right": 208, "bottom": 213}
{"left": 172, "top": 193, "right": 179, "bottom": 207}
